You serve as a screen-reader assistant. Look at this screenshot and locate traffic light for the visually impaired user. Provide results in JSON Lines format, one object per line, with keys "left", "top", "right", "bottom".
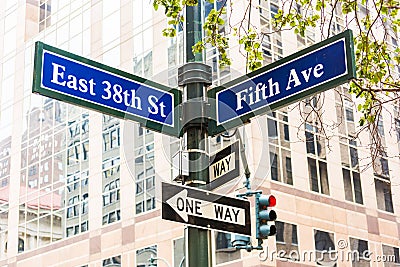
{"left": 255, "top": 193, "right": 277, "bottom": 239}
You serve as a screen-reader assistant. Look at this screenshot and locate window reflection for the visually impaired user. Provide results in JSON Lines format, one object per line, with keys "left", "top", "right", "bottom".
{"left": 102, "top": 255, "right": 121, "bottom": 267}
{"left": 135, "top": 124, "right": 156, "bottom": 215}
{"left": 136, "top": 245, "right": 157, "bottom": 267}
{"left": 102, "top": 115, "right": 120, "bottom": 225}
{"left": 18, "top": 100, "right": 89, "bottom": 251}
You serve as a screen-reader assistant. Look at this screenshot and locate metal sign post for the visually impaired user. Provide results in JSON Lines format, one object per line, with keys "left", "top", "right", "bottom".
{"left": 180, "top": 4, "right": 212, "bottom": 267}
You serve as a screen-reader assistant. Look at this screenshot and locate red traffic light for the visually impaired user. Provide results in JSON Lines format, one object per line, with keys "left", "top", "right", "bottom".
{"left": 258, "top": 194, "right": 276, "bottom": 209}
{"left": 268, "top": 195, "right": 276, "bottom": 207}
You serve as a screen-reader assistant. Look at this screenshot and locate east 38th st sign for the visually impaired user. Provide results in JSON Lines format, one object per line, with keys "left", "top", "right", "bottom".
{"left": 33, "top": 42, "right": 181, "bottom": 137}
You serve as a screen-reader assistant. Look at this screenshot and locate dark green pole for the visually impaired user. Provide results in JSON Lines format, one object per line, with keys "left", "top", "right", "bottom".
{"left": 185, "top": 4, "right": 203, "bottom": 63}
{"left": 178, "top": 3, "right": 212, "bottom": 267}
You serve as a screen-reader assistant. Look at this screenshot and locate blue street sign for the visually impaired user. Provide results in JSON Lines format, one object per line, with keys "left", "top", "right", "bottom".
{"left": 33, "top": 42, "right": 181, "bottom": 137}
{"left": 208, "top": 30, "right": 356, "bottom": 135}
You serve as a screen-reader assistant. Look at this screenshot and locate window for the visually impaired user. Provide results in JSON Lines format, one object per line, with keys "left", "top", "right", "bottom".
{"left": 103, "top": 210, "right": 120, "bottom": 224}
{"left": 136, "top": 180, "right": 144, "bottom": 195}
{"left": 375, "top": 179, "right": 394, "bottom": 213}
{"left": 81, "top": 221, "right": 88, "bottom": 232}
{"left": 102, "top": 255, "right": 121, "bottom": 267}
{"left": 102, "top": 117, "right": 121, "bottom": 225}
{"left": 39, "top": 0, "right": 51, "bottom": 32}
{"left": 270, "top": 152, "right": 279, "bottom": 181}
{"left": 372, "top": 154, "right": 390, "bottom": 179}
{"left": 136, "top": 201, "right": 144, "bottom": 214}
{"left": 341, "top": 139, "right": 363, "bottom": 204}
{"left": 103, "top": 179, "right": 120, "bottom": 207}
{"left": 314, "top": 230, "right": 336, "bottom": 266}
{"left": 67, "top": 196, "right": 80, "bottom": 218}
{"left": 382, "top": 245, "right": 400, "bottom": 267}
{"left": 216, "top": 232, "right": 232, "bottom": 250}
{"left": 395, "top": 119, "right": 400, "bottom": 142}
{"left": 285, "top": 157, "right": 293, "bottom": 185}
{"left": 134, "top": 50, "right": 153, "bottom": 78}
{"left": 344, "top": 99, "right": 354, "bottom": 122}
{"left": 295, "top": 4, "right": 316, "bottom": 47}
{"left": 306, "top": 123, "right": 329, "bottom": 194}
{"left": 173, "top": 238, "right": 185, "bottom": 267}
{"left": 305, "top": 123, "right": 323, "bottom": 157}
{"left": 82, "top": 193, "right": 89, "bottom": 214}
{"left": 259, "top": 1, "right": 283, "bottom": 64}
{"left": 377, "top": 115, "right": 385, "bottom": 136}
{"left": 146, "top": 176, "right": 155, "bottom": 190}
{"left": 215, "top": 232, "right": 240, "bottom": 264}
{"left": 268, "top": 118, "right": 278, "bottom": 138}
{"left": 275, "top": 221, "right": 299, "bottom": 261}
{"left": 134, "top": 123, "right": 155, "bottom": 215}
{"left": 283, "top": 116, "right": 290, "bottom": 141}
{"left": 18, "top": 238, "right": 24, "bottom": 253}
{"left": 103, "top": 126, "right": 120, "bottom": 151}
{"left": 343, "top": 170, "right": 363, "bottom": 204}
{"left": 136, "top": 245, "right": 157, "bottom": 267}
{"left": 82, "top": 141, "right": 89, "bottom": 161}
{"left": 82, "top": 118, "right": 89, "bottom": 134}
{"left": 146, "top": 197, "right": 155, "bottom": 210}
{"left": 268, "top": 111, "right": 292, "bottom": 185}
{"left": 66, "top": 227, "right": 74, "bottom": 237}
{"left": 67, "top": 142, "right": 80, "bottom": 165}
{"left": 349, "top": 238, "right": 369, "bottom": 266}
{"left": 110, "top": 128, "right": 120, "bottom": 148}
{"left": 308, "top": 158, "right": 329, "bottom": 195}
{"left": 68, "top": 121, "right": 80, "bottom": 138}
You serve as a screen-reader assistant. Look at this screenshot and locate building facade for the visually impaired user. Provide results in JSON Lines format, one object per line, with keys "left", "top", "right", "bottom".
{"left": 0, "top": 0, "right": 399, "bottom": 266}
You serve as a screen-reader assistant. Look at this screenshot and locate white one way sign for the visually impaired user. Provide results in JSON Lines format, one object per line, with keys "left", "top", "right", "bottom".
{"left": 162, "top": 182, "right": 251, "bottom": 235}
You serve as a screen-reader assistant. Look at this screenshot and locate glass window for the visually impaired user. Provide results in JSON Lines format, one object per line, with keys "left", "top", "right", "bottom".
{"left": 275, "top": 221, "right": 299, "bottom": 261}
{"left": 270, "top": 152, "right": 279, "bottom": 181}
{"left": 102, "top": 255, "right": 121, "bottom": 267}
{"left": 134, "top": 123, "right": 156, "bottom": 215}
{"left": 136, "top": 245, "right": 157, "bottom": 267}
{"left": 285, "top": 157, "right": 293, "bottom": 185}
{"left": 343, "top": 169, "right": 363, "bottom": 204}
{"left": 268, "top": 111, "right": 292, "bottom": 185}
{"left": 267, "top": 118, "right": 278, "bottom": 138}
{"left": 146, "top": 176, "right": 155, "bottom": 190}
{"left": 344, "top": 99, "right": 354, "bottom": 122}
{"left": 308, "top": 158, "right": 329, "bottom": 195}
{"left": 102, "top": 116, "right": 121, "bottom": 224}
{"left": 39, "top": 0, "right": 52, "bottom": 32}
{"left": 382, "top": 245, "right": 400, "bottom": 267}
{"left": 173, "top": 238, "right": 185, "bottom": 267}
{"left": 136, "top": 181, "right": 144, "bottom": 195}
{"left": 377, "top": 115, "right": 385, "bottom": 136}
{"left": 375, "top": 178, "right": 394, "bottom": 213}
{"left": 215, "top": 231, "right": 240, "bottom": 264}
{"left": 349, "top": 238, "right": 370, "bottom": 266}
{"left": 314, "top": 230, "right": 336, "bottom": 266}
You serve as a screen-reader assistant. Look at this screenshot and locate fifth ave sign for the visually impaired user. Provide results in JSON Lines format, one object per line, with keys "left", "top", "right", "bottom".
{"left": 208, "top": 30, "right": 356, "bottom": 135}
{"left": 162, "top": 182, "right": 251, "bottom": 235}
